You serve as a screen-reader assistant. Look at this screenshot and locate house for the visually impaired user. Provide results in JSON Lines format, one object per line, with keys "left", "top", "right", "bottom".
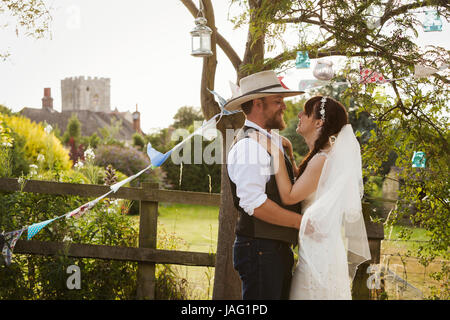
{"left": 20, "top": 76, "right": 142, "bottom": 141}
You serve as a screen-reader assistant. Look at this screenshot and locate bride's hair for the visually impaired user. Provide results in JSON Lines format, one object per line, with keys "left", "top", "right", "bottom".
{"left": 297, "top": 96, "right": 348, "bottom": 177}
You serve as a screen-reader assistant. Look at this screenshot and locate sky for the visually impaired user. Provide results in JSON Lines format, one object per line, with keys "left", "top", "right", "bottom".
{"left": 0, "top": 1, "right": 448, "bottom": 134}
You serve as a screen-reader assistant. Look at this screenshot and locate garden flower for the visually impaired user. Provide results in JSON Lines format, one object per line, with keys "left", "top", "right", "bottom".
{"left": 29, "top": 164, "right": 38, "bottom": 176}
{"left": 1, "top": 141, "right": 12, "bottom": 147}
{"left": 44, "top": 124, "right": 53, "bottom": 134}
{"left": 74, "top": 161, "right": 84, "bottom": 169}
{"left": 84, "top": 147, "right": 95, "bottom": 162}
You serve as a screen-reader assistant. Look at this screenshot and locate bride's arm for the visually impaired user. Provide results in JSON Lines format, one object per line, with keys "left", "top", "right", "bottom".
{"left": 248, "top": 132, "right": 326, "bottom": 205}
{"left": 274, "top": 151, "right": 326, "bottom": 205}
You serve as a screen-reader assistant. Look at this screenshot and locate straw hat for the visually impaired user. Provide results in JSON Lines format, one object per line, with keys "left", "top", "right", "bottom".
{"left": 224, "top": 70, "right": 304, "bottom": 111}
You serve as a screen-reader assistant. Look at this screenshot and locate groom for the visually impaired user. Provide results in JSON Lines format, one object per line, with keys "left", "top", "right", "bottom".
{"left": 225, "top": 70, "right": 304, "bottom": 300}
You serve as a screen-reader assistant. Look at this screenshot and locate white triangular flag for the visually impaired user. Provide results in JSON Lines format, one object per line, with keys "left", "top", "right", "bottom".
{"left": 229, "top": 81, "right": 241, "bottom": 98}
{"left": 413, "top": 64, "right": 438, "bottom": 78}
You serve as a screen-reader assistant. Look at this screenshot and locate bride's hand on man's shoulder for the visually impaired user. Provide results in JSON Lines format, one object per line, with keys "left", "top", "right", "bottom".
{"left": 280, "top": 136, "right": 294, "bottom": 157}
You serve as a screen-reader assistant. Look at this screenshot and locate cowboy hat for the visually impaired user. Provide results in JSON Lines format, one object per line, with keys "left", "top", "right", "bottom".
{"left": 223, "top": 70, "right": 304, "bottom": 111}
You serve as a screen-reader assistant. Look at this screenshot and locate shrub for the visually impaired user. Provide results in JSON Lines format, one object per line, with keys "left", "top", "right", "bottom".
{"left": 132, "top": 133, "right": 145, "bottom": 151}
{"left": 94, "top": 144, "right": 160, "bottom": 187}
{"left": 2, "top": 113, "right": 72, "bottom": 172}
{"left": 163, "top": 136, "right": 221, "bottom": 193}
{"left": 0, "top": 175, "right": 138, "bottom": 299}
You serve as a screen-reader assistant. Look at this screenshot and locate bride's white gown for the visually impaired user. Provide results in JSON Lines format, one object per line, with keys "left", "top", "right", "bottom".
{"left": 289, "top": 188, "right": 352, "bottom": 300}
{"left": 288, "top": 126, "right": 372, "bottom": 300}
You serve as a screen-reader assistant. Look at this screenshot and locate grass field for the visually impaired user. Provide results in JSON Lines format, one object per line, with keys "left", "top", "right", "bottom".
{"left": 381, "top": 225, "right": 447, "bottom": 300}
{"left": 131, "top": 203, "right": 219, "bottom": 299}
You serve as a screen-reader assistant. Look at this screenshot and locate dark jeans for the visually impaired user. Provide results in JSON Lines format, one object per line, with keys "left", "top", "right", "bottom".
{"left": 232, "top": 235, "right": 294, "bottom": 300}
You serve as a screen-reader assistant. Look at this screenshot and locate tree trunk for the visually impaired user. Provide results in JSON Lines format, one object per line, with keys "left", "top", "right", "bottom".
{"left": 181, "top": 0, "right": 265, "bottom": 300}
{"left": 212, "top": 113, "right": 244, "bottom": 300}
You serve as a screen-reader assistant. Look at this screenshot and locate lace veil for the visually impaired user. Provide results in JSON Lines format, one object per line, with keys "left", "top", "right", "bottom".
{"left": 298, "top": 124, "right": 371, "bottom": 287}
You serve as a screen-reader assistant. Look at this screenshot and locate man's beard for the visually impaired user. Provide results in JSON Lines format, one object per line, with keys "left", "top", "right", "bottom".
{"left": 265, "top": 114, "right": 286, "bottom": 130}
{"left": 263, "top": 102, "right": 286, "bottom": 130}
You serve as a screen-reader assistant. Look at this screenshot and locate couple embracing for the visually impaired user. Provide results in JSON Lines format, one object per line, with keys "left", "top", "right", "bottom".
{"left": 226, "top": 70, "right": 371, "bottom": 300}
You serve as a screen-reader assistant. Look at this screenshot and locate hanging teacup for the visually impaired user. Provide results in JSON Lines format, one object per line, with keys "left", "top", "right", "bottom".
{"left": 412, "top": 151, "right": 426, "bottom": 168}
{"left": 295, "top": 51, "right": 310, "bottom": 69}
{"left": 313, "top": 59, "right": 334, "bottom": 81}
{"left": 423, "top": 10, "right": 443, "bottom": 32}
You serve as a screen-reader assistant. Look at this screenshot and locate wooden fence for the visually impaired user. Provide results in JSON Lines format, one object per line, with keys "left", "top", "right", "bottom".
{"left": 0, "top": 177, "right": 385, "bottom": 300}
{"left": 0, "top": 178, "right": 219, "bottom": 299}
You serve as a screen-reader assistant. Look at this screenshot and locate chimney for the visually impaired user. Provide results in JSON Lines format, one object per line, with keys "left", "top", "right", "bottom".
{"left": 42, "top": 88, "right": 53, "bottom": 110}
{"left": 132, "top": 103, "right": 142, "bottom": 134}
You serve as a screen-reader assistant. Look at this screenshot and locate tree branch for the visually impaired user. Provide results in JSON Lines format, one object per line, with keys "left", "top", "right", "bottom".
{"left": 180, "top": 0, "right": 242, "bottom": 72}
{"left": 379, "top": 0, "right": 450, "bottom": 26}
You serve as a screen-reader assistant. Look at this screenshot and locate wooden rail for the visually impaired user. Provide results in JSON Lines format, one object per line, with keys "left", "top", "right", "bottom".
{"left": 0, "top": 177, "right": 221, "bottom": 206}
{"left": 0, "top": 178, "right": 219, "bottom": 299}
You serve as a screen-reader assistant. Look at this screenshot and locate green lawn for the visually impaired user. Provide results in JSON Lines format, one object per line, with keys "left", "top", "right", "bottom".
{"left": 131, "top": 203, "right": 219, "bottom": 299}
{"left": 381, "top": 225, "right": 447, "bottom": 299}
{"left": 157, "top": 203, "right": 219, "bottom": 253}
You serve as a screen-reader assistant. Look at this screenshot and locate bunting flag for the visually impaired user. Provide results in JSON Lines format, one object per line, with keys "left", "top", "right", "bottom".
{"left": 66, "top": 190, "right": 114, "bottom": 219}
{"left": 359, "top": 66, "right": 388, "bottom": 84}
{"left": 228, "top": 81, "right": 241, "bottom": 98}
{"left": 208, "top": 88, "right": 241, "bottom": 116}
{"left": 358, "top": 63, "right": 447, "bottom": 85}
{"left": 1, "top": 228, "right": 26, "bottom": 265}
{"left": 27, "top": 217, "right": 59, "bottom": 240}
{"left": 147, "top": 143, "right": 173, "bottom": 168}
{"left": 414, "top": 63, "right": 448, "bottom": 78}
{"left": 277, "top": 76, "right": 290, "bottom": 89}
{"left": 207, "top": 88, "right": 227, "bottom": 108}
{"left": 109, "top": 165, "right": 152, "bottom": 193}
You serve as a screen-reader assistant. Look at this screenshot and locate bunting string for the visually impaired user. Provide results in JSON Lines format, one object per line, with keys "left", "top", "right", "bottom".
{"left": 0, "top": 99, "right": 240, "bottom": 265}
{"left": 2, "top": 62, "right": 447, "bottom": 265}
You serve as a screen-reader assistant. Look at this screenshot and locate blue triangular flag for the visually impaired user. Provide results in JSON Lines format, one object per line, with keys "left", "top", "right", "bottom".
{"left": 147, "top": 143, "right": 172, "bottom": 167}
{"left": 27, "top": 218, "right": 57, "bottom": 240}
{"left": 207, "top": 88, "right": 242, "bottom": 115}
{"left": 207, "top": 88, "right": 227, "bottom": 108}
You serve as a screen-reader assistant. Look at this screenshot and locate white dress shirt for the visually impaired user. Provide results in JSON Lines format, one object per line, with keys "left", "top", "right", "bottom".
{"left": 227, "top": 120, "right": 284, "bottom": 216}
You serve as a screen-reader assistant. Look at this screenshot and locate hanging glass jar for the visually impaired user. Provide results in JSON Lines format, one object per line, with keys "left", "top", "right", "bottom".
{"left": 423, "top": 10, "right": 443, "bottom": 32}
{"left": 295, "top": 51, "right": 310, "bottom": 69}
{"left": 412, "top": 151, "right": 426, "bottom": 168}
{"left": 313, "top": 59, "right": 334, "bottom": 80}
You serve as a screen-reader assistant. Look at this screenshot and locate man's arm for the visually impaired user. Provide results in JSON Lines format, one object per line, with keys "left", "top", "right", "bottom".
{"left": 253, "top": 199, "right": 302, "bottom": 229}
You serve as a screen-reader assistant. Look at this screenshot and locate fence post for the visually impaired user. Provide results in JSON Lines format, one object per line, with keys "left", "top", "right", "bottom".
{"left": 351, "top": 202, "right": 385, "bottom": 300}
{"left": 136, "top": 182, "right": 159, "bottom": 300}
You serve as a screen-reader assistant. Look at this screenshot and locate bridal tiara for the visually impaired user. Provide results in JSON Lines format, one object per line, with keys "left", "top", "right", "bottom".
{"left": 320, "top": 96, "right": 327, "bottom": 121}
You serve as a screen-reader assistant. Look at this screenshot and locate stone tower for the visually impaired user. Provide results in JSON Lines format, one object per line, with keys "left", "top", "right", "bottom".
{"left": 61, "top": 76, "right": 111, "bottom": 112}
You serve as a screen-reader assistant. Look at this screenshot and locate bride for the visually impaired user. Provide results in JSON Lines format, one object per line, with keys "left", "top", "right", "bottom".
{"left": 250, "top": 96, "right": 371, "bottom": 300}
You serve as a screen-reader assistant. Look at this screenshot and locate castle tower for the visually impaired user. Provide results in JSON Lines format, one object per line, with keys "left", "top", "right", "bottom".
{"left": 61, "top": 76, "right": 111, "bottom": 112}
{"left": 42, "top": 88, "right": 53, "bottom": 110}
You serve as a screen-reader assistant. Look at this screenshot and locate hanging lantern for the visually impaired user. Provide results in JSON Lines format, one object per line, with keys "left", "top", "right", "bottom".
{"left": 295, "top": 51, "right": 310, "bottom": 69}
{"left": 190, "top": 1, "right": 213, "bottom": 57}
{"left": 313, "top": 59, "right": 334, "bottom": 80}
{"left": 423, "top": 10, "right": 442, "bottom": 32}
{"left": 412, "top": 151, "right": 426, "bottom": 168}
